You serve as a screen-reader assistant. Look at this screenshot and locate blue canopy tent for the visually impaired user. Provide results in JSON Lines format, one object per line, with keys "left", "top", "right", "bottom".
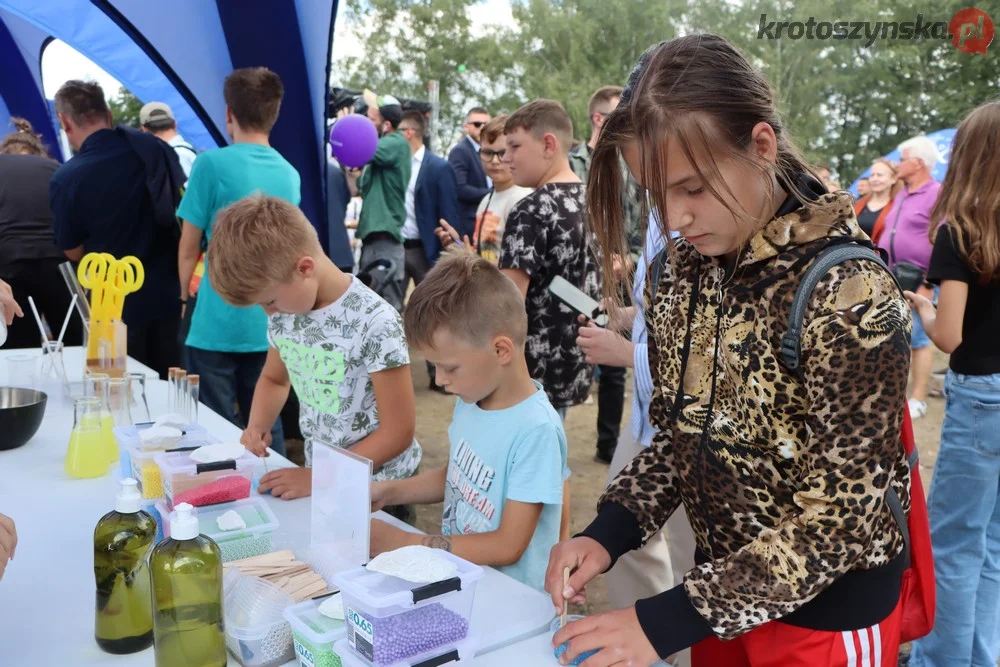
{"left": 0, "top": 0, "right": 353, "bottom": 269}
{"left": 848, "top": 128, "right": 957, "bottom": 197}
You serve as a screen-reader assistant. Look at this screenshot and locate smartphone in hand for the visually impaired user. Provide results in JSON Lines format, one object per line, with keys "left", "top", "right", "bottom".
{"left": 549, "top": 276, "right": 609, "bottom": 327}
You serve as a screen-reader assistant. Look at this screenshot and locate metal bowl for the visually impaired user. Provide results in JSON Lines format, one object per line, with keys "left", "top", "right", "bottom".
{"left": 0, "top": 387, "right": 47, "bottom": 451}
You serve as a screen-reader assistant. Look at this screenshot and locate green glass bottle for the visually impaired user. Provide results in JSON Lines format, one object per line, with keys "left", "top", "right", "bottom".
{"left": 94, "top": 477, "right": 156, "bottom": 654}
{"left": 149, "top": 502, "right": 226, "bottom": 667}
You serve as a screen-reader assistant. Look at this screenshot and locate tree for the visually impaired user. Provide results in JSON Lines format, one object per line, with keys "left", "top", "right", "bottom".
{"left": 107, "top": 87, "right": 144, "bottom": 128}
{"left": 336, "top": 0, "right": 515, "bottom": 151}
{"left": 502, "top": 0, "right": 684, "bottom": 143}
{"left": 336, "top": 0, "right": 1000, "bottom": 181}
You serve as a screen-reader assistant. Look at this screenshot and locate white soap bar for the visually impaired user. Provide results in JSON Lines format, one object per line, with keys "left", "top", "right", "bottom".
{"left": 154, "top": 413, "right": 189, "bottom": 430}
{"left": 366, "top": 545, "right": 459, "bottom": 584}
{"left": 216, "top": 510, "right": 247, "bottom": 532}
{"left": 190, "top": 442, "right": 245, "bottom": 464}
{"left": 138, "top": 425, "right": 183, "bottom": 450}
{"left": 317, "top": 593, "right": 345, "bottom": 620}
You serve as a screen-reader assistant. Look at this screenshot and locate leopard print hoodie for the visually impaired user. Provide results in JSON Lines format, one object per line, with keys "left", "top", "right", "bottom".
{"left": 581, "top": 188, "right": 913, "bottom": 657}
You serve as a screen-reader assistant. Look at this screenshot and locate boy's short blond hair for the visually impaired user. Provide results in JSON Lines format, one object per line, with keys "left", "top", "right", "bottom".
{"left": 504, "top": 99, "right": 574, "bottom": 154}
{"left": 404, "top": 250, "right": 527, "bottom": 349}
{"left": 208, "top": 194, "right": 322, "bottom": 306}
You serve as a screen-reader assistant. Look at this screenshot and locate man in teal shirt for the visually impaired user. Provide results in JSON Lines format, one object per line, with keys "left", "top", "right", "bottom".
{"left": 356, "top": 89, "right": 411, "bottom": 311}
{"left": 177, "top": 67, "right": 300, "bottom": 455}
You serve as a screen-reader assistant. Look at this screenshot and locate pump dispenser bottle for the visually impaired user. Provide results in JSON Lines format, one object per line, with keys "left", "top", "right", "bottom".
{"left": 149, "top": 502, "right": 225, "bottom": 666}
{"left": 94, "top": 477, "right": 156, "bottom": 653}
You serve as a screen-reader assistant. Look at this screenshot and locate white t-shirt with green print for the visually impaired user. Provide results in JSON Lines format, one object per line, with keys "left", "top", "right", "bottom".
{"left": 267, "top": 276, "right": 422, "bottom": 480}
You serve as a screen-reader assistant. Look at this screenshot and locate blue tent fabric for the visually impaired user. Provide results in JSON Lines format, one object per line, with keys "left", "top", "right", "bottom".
{"left": 0, "top": 0, "right": 353, "bottom": 269}
{"left": 848, "top": 129, "right": 957, "bottom": 196}
{"left": 0, "top": 9, "right": 60, "bottom": 157}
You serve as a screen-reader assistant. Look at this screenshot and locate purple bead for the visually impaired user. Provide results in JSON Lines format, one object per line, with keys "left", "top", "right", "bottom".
{"left": 354, "top": 603, "right": 469, "bottom": 665}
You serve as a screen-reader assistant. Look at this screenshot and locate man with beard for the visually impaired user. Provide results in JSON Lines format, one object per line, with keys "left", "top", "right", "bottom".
{"left": 355, "top": 89, "right": 411, "bottom": 311}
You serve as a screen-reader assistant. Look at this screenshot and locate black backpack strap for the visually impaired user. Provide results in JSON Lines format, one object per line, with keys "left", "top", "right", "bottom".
{"left": 649, "top": 246, "right": 667, "bottom": 294}
{"left": 779, "top": 241, "right": 911, "bottom": 565}
{"left": 779, "top": 243, "right": 892, "bottom": 374}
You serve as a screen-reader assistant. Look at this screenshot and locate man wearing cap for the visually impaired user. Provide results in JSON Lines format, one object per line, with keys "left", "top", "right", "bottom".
{"left": 139, "top": 102, "right": 196, "bottom": 182}
{"left": 356, "top": 89, "right": 411, "bottom": 312}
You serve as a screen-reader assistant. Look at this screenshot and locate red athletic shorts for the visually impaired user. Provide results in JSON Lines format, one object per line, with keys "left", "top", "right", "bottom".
{"left": 691, "top": 600, "right": 902, "bottom": 667}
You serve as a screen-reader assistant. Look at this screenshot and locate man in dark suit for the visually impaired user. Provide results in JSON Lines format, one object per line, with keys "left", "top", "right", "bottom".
{"left": 398, "top": 111, "right": 460, "bottom": 391}
{"left": 398, "top": 111, "right": 460, "bottom": 288}
{"left": 447, "top": 106, "right": 491, "bottom": 238}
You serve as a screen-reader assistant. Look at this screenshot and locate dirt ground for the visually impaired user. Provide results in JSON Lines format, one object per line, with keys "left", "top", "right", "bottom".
{"left": 287, "top": 349, "right": 948, "bottom": 618}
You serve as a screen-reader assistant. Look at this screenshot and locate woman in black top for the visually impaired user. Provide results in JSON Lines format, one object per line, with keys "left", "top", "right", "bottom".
{"left": 0, "top": 119, "right": 83, "bottom": 348}
{"left": 906, "top": 99, "right": 1000, "bottom": 667}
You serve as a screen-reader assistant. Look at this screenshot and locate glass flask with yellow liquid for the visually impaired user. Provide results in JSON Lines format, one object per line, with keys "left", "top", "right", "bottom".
{"left": 66, "top": 397, "right": 109, "bottom": 478}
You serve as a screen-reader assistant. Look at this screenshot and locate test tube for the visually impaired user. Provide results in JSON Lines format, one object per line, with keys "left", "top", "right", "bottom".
{"left": 175, "top": 370, "right": 188, "bottom": 421}
{"left": 187, "top": 375, "right": 200, "bottom": 424}
{"left": 167, "top": 368, "right": 180, "bottom": 414}
{"left": 126, "top": 372, "right": 150, "bottom": 423}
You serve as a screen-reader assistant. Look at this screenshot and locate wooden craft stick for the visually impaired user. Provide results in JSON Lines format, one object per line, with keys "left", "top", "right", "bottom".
{"left": 230, "top": 550, "right": 294, "bottom": 567}
{"left": 295, "top": 579, "right": 330, "bottom": 601}
{"left": 562, "top": 567, "right": 569, "bottom": 628}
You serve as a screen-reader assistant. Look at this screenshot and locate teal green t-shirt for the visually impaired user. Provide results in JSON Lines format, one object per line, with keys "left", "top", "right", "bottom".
{"left": 177, "top": 144, "right": 301, "bottom": 352}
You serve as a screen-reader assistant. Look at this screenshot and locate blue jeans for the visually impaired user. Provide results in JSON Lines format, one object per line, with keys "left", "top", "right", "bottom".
{"left": 186, "top": 347, "right": 286, "bottom": 456}
{"left": 910, "top": 371, "right": 1000, "bottom": 667}
{"left": 910, "top": 306, "right": 931, "bottom": 349}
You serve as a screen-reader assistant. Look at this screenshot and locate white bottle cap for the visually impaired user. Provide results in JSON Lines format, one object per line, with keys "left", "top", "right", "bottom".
{"left": 115, "top": 477, "right": 142, "bottom": 514}
{"left": 169, "top": 503, "right": 200, "bottom": 541}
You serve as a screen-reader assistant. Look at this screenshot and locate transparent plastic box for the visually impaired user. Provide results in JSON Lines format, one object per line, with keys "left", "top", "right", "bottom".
{"left": 334, "top": 636, "right": 476, "bottom": 667}
{"left": 115, "top": 424, "right": 218, "bottom": 498}
{"left": 155, "top": 447, "right": 257, "bottom": 509}
{"left": 156, "top": 497, "right": 278, "bottom": 563}
{"left": 284, "top": 595, "right": 349, "bottom": 667}
{"left": 331, "top": 551, "right": 483, "bottom": 667}
{"left": 225, "top": 575, "right": 296, "bottom": 667}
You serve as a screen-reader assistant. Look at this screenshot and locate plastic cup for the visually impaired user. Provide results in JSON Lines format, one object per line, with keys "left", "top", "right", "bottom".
{"left": 552, "top": 615, "right": 599, "bottom": 666}
{"left": 7, "top": 354, "right": 38, "bottom": 388}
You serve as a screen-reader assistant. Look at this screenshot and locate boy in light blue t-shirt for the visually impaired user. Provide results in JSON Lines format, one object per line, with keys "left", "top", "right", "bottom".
{"left": 177, "top": 67, "right": 300, "bottom": 456}
{"left": 370, "top": 251, "right": 567, "bottom": 591}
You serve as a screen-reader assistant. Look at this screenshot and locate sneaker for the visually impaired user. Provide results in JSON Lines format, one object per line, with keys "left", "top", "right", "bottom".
{"left": 908, "top": 398, "right": 928, "bottom": 419}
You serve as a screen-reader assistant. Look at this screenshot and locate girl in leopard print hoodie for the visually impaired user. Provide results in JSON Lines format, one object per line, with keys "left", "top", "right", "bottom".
{"left": 548, "top": 35, "right": 912, "bottom": 667}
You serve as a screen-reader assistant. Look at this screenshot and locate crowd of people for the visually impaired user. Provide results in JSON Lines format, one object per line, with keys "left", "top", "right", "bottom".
{"left": 0, "top": 31, "right": 998, "bottom": 667}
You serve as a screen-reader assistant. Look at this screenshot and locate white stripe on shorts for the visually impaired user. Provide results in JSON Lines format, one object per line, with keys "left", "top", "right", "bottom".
{"left": 858, "top": 627, "right": 871, "bottom": 666}
{"left": 842, "top": 630, "right": 858, "bottom": 666}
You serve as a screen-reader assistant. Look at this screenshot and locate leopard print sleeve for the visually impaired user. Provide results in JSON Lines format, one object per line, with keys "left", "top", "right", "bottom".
{"left": 597, "top": 260, "right": 683, "bottom": 546}
{"left": 682, "top": 260, "right": 912, "bottom": 640}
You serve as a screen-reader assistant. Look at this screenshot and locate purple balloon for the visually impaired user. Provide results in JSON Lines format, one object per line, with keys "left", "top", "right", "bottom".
{"left": 329, "top": 114, "right": 378, "bottom": 168}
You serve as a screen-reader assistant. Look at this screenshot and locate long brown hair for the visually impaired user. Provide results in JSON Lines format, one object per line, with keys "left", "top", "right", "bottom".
{"left": 930, "top": 100, "right": 1000, "bottom": 283}
{"left": 0, "top": 118, "right": 49, "bottom": 157}
{"left": 588, "top": 34, "right": 815, "bottom": 296}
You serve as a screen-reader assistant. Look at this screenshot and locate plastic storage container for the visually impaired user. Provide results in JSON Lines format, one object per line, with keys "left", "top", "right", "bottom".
{"left": 115, "top": 423, "right": 218, "bottom": 498}
{"left": 225, "top": 575, "right": 295, "bottom": 667}
{"left": 155, "top": 447, "right": 257, "bottom": 509}
{"left": 331, "top": 551, "right": 483, "bottom": 667}
{"left": 156, "top": 497, "right": 278, "bottom": 563}
{"left": 333, "top": 636, "right": 476, "bottom": 667}
{"left": 284, "top": 596, "right": 349, "bottom": 667}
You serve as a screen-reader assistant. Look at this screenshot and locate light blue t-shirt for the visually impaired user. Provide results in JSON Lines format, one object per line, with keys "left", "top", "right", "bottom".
{"left": 442, "top": 382, "right": 567, "bottom": 591}
{"left": 177, "top": 143, "right": 301, "bottom": 352}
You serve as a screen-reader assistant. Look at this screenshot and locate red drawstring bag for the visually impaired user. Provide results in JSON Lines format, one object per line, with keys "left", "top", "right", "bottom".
{"left": 894, "top": 404, "right": 936, "bottom": 641}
